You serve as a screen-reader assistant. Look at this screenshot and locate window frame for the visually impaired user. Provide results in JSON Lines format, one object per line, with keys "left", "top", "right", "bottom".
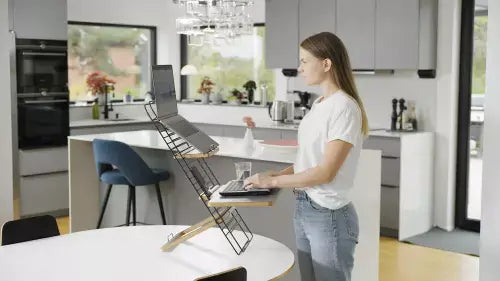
{"left": 67, "top": 21, "right": 157, "bottom": 102}
{"left": 180, "top": 22, "right": 266, "bottom": 101}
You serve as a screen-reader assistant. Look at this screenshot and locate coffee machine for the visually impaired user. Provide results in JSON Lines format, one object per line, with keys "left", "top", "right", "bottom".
{"left": 293, "top": 90, "right": 312, "bottom": 120}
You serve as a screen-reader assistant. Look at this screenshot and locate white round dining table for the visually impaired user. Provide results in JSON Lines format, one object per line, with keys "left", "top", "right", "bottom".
{"left": 0, "top": 225, "right": 295, "bottom": 281}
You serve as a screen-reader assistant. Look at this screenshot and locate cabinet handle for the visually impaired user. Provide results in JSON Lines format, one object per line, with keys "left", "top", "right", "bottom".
{"left": 381, "top": 184, "right": 399, "bottom": 188}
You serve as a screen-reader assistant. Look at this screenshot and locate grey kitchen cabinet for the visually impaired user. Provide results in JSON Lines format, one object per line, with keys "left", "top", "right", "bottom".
{"left": 298, "top": 0, "right": 336, "bottom": 43}
{"left": 336, "top": 0, "right": 376, "bottom": 69}
{"left": 281, "top": 130, "right": 298, "bottom": 140}
{"left": 20, "top": 172, "right": 68, "bottom": 217}
{"left": 375, "top": 0, "right": 420, "bottom": 69}
{"left": 418, "top": 0, "right": 438, "bottom": 70}
{"left": 70, "top": 123, "right": 155, "bottom": 136}
{"left": 19, "top": 147, "right": 68, "bottom": 176}
{"left": 10, "top": 0, "right": 67, "bottom": 40}
{"left": 265, "top": 0, "right": 299, "bottom": 69}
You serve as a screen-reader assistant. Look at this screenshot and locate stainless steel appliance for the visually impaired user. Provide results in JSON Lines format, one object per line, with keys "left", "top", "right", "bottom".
{"left": 294, "top": 90, "right": 312, "bottom": 120}
{"left": 16, "top": 38, "right": 69, "bottom": 149}
{"left": 268, "top": 100, "right": 287, "bottom": 122}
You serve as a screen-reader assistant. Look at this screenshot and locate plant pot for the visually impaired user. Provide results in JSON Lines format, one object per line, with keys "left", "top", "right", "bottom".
{"left": 200, "top": 93, "right": 210, "bottom": 104}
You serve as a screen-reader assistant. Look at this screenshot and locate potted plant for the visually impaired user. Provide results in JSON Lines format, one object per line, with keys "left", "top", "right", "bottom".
{"left": 242, "top": 80, "right": 257, "bottom": 103}
{"left": 86, "top": 72, "right": 115, "bottom": 105}
{"left": 197, "top": 76, "right": 215, "bottom": 104}
{"left": 228, "top": 88, "right": 243, "bottom": 105}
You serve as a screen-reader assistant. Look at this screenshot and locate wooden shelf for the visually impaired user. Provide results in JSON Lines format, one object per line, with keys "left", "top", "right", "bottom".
{"left": 173, "top": 147, "right": 219, "bottom": 159}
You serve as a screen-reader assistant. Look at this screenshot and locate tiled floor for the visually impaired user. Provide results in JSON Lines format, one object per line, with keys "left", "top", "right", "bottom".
{"left": 56, "top": 217, "right": 479, "bottom": 281}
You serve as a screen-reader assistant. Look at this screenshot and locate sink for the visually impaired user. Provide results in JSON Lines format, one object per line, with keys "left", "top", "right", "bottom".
{"left": 106, "top": 118, "right": 134, "bottom": 122}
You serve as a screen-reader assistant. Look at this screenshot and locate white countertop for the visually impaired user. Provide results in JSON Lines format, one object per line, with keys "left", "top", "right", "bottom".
{"left": 68, "top": 130, "right": 297, "bottom": 164}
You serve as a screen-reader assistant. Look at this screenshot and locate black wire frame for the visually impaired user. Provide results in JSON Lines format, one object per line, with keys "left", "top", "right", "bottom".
{"left": 144, "top": 101, "right": 253, "bottom": 255}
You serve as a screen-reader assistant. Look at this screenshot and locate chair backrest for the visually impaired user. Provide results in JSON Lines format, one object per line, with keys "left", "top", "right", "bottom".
{"left": 92, "top": 139, "right": 156, "bottom": 186}
{"left": 194, "top": 267, "right": 247, "bottom": 281}
{"left": 1, "top": 215, "right": 60, "bottom": 246}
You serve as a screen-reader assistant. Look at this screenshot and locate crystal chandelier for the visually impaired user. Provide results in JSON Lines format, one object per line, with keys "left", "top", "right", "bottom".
{"left": 174, "top": 0, "right": 254, "bottom": 46}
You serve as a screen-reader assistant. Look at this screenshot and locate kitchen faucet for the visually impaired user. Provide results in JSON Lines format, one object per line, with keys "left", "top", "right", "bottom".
{"left": 102, "top": 84, "right": 114, "bottom": 119}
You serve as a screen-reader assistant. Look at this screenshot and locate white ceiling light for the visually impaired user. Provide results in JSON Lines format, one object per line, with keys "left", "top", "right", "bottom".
{"left": 173, "top": 0, "right": 254, "bottom": 46}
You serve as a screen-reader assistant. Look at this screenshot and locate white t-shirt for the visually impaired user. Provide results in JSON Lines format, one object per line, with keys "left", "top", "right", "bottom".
{"left": 294, "top": 90, "right": 364, "bottom": 210}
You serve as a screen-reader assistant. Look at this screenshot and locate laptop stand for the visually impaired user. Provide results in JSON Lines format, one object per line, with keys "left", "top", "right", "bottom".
{"left": 145, "top": 102, "right": 253, "bottom": 255}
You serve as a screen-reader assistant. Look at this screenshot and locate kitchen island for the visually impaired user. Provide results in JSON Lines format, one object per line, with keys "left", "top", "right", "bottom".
{"left": 69, "top": 130, "right": 381, "bottom": 281}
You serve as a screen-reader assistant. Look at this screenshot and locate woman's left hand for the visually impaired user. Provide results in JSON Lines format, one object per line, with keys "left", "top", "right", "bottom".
{"left": 244, "top": 173, "right": 276, "bottom": 189}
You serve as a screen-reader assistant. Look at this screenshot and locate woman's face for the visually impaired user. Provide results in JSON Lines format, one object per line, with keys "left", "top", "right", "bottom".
{"left": 298, "top": 47, "right": 330, "bottom": 86}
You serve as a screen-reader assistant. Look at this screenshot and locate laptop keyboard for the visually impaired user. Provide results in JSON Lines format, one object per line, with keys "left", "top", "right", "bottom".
{"left": 224, "top": 180, "right": 246, "bottom": 192}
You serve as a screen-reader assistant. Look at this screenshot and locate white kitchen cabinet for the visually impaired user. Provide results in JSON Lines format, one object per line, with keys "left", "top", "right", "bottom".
{"left": 336, "top": 0, "right": 376, "bottom": 69}
{"left": 265, "top": 0, "right": 299, "bottom": 69}
{"left": 20, "top": 172, "right": 68, "bottom": 217}
{"left": 363, "top": 132, "right": 434, "bottom": 240}
{"left": 298, "top": 0, "right": 336, "bottom": 43}
{"left": 375, "top": 0, "right": 420, "bottom": 69}
{"left": 281, "top": 130, "right": 298, "bottom": 140}
{"left": 10, "top": 0, "right": 67, "bottom": 40}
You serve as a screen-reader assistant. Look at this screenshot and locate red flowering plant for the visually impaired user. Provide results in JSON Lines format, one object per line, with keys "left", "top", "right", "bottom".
{"left": 197, "top": 76, "right": 215, "bottom": 95}
{"left": 86, "top": 72, "right": 116, "bottom": 95}
{"left": 242, "top": 116, "right": 256, "bottom": 128}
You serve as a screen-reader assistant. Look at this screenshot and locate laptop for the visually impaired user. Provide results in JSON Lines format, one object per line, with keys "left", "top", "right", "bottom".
{"left": 152, "top": 65, "right": 219, "bottom": 154}
{"left": 218, "top": 171, "right": 271, "bottom": 197}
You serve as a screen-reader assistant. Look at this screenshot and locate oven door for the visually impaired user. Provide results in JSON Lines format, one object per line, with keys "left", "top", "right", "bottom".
{"left": 16, "top": 43, "right": 68, "bottom": 94}
{"left": 18, "top": 96, "right": 69, "bottom": 149}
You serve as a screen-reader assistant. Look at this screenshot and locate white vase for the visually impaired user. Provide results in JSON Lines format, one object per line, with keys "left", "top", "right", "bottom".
{"left": 243, "top": 128, "right": 255, "bottom": 151}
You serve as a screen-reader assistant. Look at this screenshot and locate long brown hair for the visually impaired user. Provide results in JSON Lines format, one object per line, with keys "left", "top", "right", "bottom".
{"left": 300, "top": 32, "right": 369, "bottom": 136}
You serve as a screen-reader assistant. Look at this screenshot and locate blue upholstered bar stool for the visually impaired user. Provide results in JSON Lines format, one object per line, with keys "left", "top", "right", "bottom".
{"left": 92, "top": 139, "right": 169, "bottom": 228}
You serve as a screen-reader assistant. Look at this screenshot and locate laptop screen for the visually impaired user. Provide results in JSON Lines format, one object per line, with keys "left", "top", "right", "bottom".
{"left": 152, "top": 65, "right": 178, "bottom": 118}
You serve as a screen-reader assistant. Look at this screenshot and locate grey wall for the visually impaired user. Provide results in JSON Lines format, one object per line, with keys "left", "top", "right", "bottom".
{"left": 480, "top": 0, "right": 500, "bottom": 280}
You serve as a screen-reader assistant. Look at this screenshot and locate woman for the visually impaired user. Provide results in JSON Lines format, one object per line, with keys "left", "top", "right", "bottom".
{"left": 244, "top": 32, "right": 369, "bottom": 281}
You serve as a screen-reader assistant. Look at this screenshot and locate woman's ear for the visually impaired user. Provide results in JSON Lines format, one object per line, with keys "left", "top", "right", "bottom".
{"left": 323, "top": 58, "right": 332, "bottom": 72}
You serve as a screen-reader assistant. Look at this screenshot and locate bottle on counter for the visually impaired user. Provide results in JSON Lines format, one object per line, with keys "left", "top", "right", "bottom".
{"left": 92, "top": 98, "right": 99, "bottom": 120}
{"left": 408, "top": 102, "right": 418, "bottom": 131}
{"left": 260, "top": 84, "right": 268, "bottom": 107}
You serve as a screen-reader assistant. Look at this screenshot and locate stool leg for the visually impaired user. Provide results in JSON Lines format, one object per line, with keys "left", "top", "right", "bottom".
{"left": 126, "top": 186, "right": 132, "bottom": 226}
{"left": 131, "top": 186, "right": 137, "bottom": 226}
{"left": 155, "top": 183, "right": 167, "bottom": 225}
{"left": 97, "top": 184, "right": 113, "bottom": 229}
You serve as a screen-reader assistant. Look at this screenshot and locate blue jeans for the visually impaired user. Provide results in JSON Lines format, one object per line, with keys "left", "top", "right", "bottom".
{"left": 293, "top": 190, "right": 359, "bottom": 281}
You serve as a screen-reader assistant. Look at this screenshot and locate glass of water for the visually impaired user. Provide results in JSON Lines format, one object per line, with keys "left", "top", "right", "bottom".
{"left": 235, "top": 161, "right": 251, "bottom": 180}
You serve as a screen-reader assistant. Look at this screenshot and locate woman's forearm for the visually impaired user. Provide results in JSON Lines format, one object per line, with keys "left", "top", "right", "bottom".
{"left": 272, "top": 165, "right": 333, "bottom": 188}
{"left": 278, "top": 165, "right": 294, "bottom": 176}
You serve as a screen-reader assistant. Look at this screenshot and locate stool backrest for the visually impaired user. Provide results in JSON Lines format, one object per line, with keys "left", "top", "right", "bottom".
{"left": 92, "top": 139, "right": 155, "bottom": 186}
{"left": 1, "top": 215, "right": 60, "bottom": 246}
{"left": 194, "top": 267, "right": 247, "bottom": 281}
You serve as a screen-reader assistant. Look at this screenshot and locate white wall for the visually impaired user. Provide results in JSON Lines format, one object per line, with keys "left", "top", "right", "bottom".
{"left": 480, "top": 0, "right": 500, "bottom": 280}
{"left": 0, "top": 0, "right": 15, "bottom": 229}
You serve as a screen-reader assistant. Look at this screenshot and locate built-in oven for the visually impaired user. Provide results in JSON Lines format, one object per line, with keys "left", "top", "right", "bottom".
{"left": 17, "top": 93, "right": 69, "bottom": 149}
{"left": 15, "top": 38, "right": 69, "bottom": 149}
{"left": 16, "top": 38, "right": 68, "bottom": 95}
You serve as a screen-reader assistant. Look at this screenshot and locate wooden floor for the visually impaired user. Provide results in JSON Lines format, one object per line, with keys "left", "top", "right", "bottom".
{"left": 55, "top": 217, "right": 478, "bottom": 281}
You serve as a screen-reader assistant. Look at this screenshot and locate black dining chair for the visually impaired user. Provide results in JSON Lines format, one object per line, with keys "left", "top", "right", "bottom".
{"left": 194, "top": 267, "right": 247, "bottom": 281}
{"left": 1, "top": 215, "right": 60, "bottom": 246}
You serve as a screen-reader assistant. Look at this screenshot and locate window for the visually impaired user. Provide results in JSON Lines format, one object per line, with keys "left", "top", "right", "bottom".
{"left": 181, "top": 24, "right": 275, "bottom": 102}
{"left": 67, "top": 22, "right": 156, "bottom": 101}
